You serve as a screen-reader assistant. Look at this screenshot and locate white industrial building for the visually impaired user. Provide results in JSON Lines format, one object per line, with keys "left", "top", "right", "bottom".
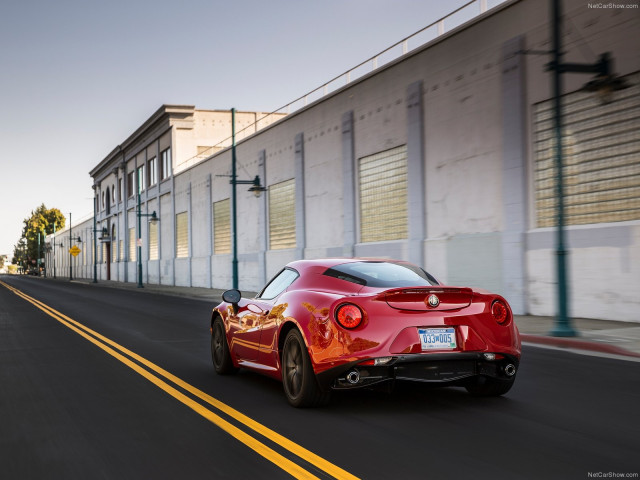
{"left": 47, "top": 0, "right": 640, "bottom": 322}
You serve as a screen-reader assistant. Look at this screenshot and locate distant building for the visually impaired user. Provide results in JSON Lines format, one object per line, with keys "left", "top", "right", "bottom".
{"left": 47, "top": 105, "right": 284, "bottom": 284}
{"left": 48, "top": 0, "right": 640, "bottom": 322}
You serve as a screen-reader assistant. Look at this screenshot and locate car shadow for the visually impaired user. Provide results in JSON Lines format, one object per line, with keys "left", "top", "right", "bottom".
{"left": 199, "top": 364, "right": 519, "bottom": 414}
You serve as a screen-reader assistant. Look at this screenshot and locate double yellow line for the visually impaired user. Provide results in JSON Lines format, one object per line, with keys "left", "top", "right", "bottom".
{"left": 0, "top": 281, "right": 358, "bottom": 480}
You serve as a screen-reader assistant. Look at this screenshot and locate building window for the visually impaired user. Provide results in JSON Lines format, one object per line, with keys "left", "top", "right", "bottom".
{"left": 102, "top": 243, "right": 107, "bottom": 264}
{"left": 119, "top": 178, "right": 123, "bottom": 202}
{"left": 137, "top": 164, "right": 146, "bottom": 193}
{"left": 128, "top": 227, "right": 135, "bottom": 261}
{"left": 269, "top": 179, "right": 296, "bottom": 250}
{"left": 148, "top": 157, "right": 157, "bottom": 186}
{"left": 533, "top": 72, "right": 640, "bottom": 227}
{"left": 101, "top": 191, "right": 105, "bottom": 210}
{"left": 119, "top": 239, "right": 124, "bottom": 263}
{"left": 149, "top": 221, "right": 159, "bottom": 260}
{"left": 176, "top": 212, "right": 188, "bottom": 258}
{"left": 127, "top": 171, "right": 134, "bottom": 198}
{"left": 161, "top": 147, "right": 171, "bottom": 181}
{"left": 213, "top": 199, "right": 231, "bottom": 254}
{"left": 358, "top": 145, "right": 408, "bottom": 243}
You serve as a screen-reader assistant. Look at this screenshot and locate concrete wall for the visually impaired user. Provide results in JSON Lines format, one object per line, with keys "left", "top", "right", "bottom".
{"left": 51, "top": 0, "right": 639, "bottom": 322}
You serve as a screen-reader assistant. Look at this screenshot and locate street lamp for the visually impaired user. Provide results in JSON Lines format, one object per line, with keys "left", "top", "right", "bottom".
{"left": 229, "top": 107, "right": 267, "bottom": 290}
{"left": 93, "top": 187, "right": 98, "bottom": 283}
{"left": 136, "top": 192, "right": 158, "bottom": 288}
{"left": 92, "top": 226, "right": 108, "bottom": 284}
{"left": 37, "top": 231, "right": 41, "bottom": 276}
{"left": 69, "top": 212, "right": 73, "bottom": 281}
{"left": 66, "top": 214, "right": 82, "bottom": 281}
{"left": 545, "top": 0, "right": 628, "bottom": 336}
{"left": 52, "top": 221, "right": 57, "bottom": 279}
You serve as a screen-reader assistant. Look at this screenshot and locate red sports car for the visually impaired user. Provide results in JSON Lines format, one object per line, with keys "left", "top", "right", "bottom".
{"left": 210, "top": 258, "right": 521, "bottom": 407}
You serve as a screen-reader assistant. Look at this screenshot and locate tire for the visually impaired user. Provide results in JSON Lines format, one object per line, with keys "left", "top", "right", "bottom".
{"left": 281, "top": 329, "right": 330, "bottom": 408}
{"left": 465, "top": 376, "right": 515, "bottom": 397}
{"left": 211, "top": 317, "right": 237, "bottom": 375}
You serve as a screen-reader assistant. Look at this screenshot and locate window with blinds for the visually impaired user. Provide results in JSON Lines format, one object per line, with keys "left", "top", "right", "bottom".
{"left": 119, "top": 239, "right": 123, "bottom": 262}
{"left": 359, "top": 145, "right": 408, "bottom": 242}
{"left": 128, "top": 227, "right": 135, "bottom": 261}
{"left": 102, "top": 243, "right": 107, "bottom": 264}
{"left": 533, "top": 72, "right": 640, "bottom": 227}
{"left": 149, "top": 221, "right": 159, "bottom": 260}
{"left": 176, "top": 212, "right": 189, "bottom": 258}
{"left": 269, "top": 179, "right": 296, "bottom": 250}
{"left": 213, "top": 199, "right": 231, "bottom": 254}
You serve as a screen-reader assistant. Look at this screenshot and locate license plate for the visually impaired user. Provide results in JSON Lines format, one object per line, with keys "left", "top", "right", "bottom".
{"left": 418, "top": 327, "right": 457, "bottom": 351}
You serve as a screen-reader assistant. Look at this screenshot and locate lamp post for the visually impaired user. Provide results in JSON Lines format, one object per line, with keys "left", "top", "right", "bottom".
{"left": 69, "top": 212, "right": 73, "bottom": 281}
{"left": 37, "top": 231, "right": 40, "bottom": 276}
{"left": 93, "top": 192, "right": 98, "bottom": 283}
{"left": 229, "top": 108, "right": 267, "bottom": 290}
{"left": 136, "top": 192, "right": 157, "bottom": 288}
{"left": 92, "top": 226, "right": 108, "bottom": 284}
{"left": 53, "top": 221, "right": 57, "bottom": 279}
{"left": 545, "top": 0, "right": 627, "bottom": 336}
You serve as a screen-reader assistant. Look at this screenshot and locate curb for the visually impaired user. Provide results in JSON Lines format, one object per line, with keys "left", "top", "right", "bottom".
{"left": 521, "top": 334, "right": 640, "bottom": 358}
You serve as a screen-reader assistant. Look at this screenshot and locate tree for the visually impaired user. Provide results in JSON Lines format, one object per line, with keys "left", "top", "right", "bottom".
{"left": 12, "top": 204, "right": 65, "bottom": 270}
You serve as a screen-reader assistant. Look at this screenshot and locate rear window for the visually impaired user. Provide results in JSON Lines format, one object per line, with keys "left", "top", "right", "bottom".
{"left": 323, "top": 262, "right": 438, "bottom": 288}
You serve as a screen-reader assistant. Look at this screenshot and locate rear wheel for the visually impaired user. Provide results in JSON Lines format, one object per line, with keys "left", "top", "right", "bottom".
{"left": 465, "top": 376, "right": 514, "bottom": 396}
{"left": 211, "top": 317, "right": 237, "bottom": 375}
{"left": 282, "top": 329, "right": 330, "bottom": 407}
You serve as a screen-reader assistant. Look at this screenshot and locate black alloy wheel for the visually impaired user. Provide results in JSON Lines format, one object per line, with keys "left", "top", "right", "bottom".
{"left": 282, "top": 329, "right": 330, "bottom": 407}
{"left": 211, "top": 317, "right": 237, "bottom": 375}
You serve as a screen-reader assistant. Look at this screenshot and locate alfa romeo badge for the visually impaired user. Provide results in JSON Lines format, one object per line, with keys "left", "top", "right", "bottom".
{"left": 427, "top": 294, "right": 440, "bottom": 308}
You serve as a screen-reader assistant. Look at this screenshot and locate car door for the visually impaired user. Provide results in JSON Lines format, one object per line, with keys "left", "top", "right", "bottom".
{"left": 228, "top": 301, "right": 268, "bottom": 362}
{"left": 255, "top": 268, "right": 300, "bottom": 367}
{"left": 228, "top": 268, "right": 299, "bottom": 364}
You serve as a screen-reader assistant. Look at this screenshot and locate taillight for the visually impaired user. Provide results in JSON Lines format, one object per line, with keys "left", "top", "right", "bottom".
{"left": 491, "top": 300, "right": 509, "bottom": 325}
{"left": 335, "top": 304, "right": 363, "bottom": 329}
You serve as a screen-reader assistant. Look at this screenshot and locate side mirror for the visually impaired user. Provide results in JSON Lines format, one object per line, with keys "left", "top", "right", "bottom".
{"left": 222, "top": 289, "right": 242, "bottom": 305}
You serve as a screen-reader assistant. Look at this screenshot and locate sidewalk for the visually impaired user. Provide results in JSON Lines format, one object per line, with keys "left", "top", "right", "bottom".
{"left": 53, "top": 276, "right": 640, "bottom": 360}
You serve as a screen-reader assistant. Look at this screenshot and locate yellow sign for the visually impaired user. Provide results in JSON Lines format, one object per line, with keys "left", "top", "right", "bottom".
{"left": 69, "top": 245, "right": 81, "bottom": 257}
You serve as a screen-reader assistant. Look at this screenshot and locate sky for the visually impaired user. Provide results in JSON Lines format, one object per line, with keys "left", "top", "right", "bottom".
{"left": 0, "top": 0, "right": 482, "bottom": 257}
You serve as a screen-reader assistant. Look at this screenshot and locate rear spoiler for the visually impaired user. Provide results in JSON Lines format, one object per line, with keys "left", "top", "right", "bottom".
{"left": 381, "top": 287, "right": 474, "bottom": 311}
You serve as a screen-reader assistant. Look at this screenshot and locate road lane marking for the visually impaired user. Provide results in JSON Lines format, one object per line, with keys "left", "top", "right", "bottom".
{"left": 1, "top": 281, "right": 359, "bottom": 480}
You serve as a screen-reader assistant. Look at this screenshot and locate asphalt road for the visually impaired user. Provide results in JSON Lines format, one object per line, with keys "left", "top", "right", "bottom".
{"left": 1, "top": 275, "right": 638, "bottom": 480}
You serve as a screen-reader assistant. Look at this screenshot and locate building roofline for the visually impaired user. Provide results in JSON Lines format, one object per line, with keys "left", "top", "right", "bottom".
{"left": 89, "top": 104, "right": 195, "bottom": 179}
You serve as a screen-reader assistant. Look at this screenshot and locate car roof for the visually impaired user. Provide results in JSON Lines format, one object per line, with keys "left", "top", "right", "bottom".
{"left": 286, "top": 258, "right": 408, "bottom": 274}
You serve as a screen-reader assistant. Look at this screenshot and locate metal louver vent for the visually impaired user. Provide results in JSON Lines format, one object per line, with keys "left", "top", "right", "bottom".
{"left": 176, "top": 212, "right": 189, "bottom": 258}
{"left": 359, "top": 145, "right": 408, "bottom": 242}
{"left": 213, "top": 199, "right": 231, "bottom": 254}
{"left": 269, "top": 179, "right": 296, "bottom": 250}
{"left": 534, "top": 72, "right": 640, "bottom": 227}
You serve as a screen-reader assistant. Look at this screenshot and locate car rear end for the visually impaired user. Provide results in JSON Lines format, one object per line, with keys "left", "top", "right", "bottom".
{"left": 311, "top": 268, "right": 520, "bottom": 395}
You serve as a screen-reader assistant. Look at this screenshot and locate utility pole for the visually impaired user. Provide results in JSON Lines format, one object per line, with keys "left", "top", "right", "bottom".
{"left": 231, "top": 108, "right": 239, "bottom": 290}
{"left": 69, "top": 212, "right": 73, "bottom": 281}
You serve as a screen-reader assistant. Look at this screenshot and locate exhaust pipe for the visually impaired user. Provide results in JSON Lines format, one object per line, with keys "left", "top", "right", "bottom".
{"left": 504, "top": 364, "right": 516, "bottom": 377}
{"left": 346, "top": 370, "right": 360, "bottom": 384}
